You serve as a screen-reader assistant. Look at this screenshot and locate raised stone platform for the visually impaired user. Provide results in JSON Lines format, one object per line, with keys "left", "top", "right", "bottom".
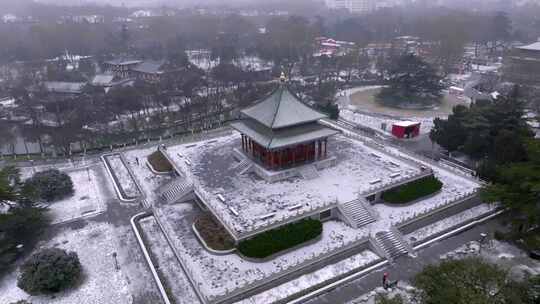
{"left": 163, "top": 132, "right": 427, "bottom": 240}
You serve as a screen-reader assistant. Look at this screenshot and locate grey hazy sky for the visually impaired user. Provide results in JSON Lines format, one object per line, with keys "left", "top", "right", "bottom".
{"left": 33, "top": 0, "right": 256, "bottom": 7}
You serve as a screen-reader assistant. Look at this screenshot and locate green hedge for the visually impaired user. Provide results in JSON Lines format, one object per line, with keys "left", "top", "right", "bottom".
{"left": 238, "top": 219, "right": 322, "bottom": 259}
{"left": 382, "top": 176, "right": 443, "bottom": 204}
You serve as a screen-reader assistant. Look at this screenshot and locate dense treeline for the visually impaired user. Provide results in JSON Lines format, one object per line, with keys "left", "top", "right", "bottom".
{"left": 1, "top": 2, "right": 539, "bottom": 65}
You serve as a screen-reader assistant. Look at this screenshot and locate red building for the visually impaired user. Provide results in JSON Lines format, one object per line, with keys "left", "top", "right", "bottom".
{"left": 391, "top": 121, "right": 421, "bottom": 139}
{"left": 231, "top": 80, "right": 339, "bottom": 170}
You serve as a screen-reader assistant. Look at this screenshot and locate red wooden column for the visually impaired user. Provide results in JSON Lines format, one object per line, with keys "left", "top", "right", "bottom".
{"left": 265, "top": 149, "right": 271, "bottom": 168}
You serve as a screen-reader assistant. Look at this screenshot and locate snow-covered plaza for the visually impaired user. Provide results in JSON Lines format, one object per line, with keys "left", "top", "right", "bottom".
{"left": 19, "top": 164, "right": 107, "bottom": 225}
{"left": 122, "top": 124, "right": 494, "bottom": 303}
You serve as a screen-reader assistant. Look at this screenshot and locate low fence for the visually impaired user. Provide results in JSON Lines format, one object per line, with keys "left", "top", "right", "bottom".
{"left": 2, "top": 126, "right": 234, "bottom": 169}
{"left": 0, "top": 115, "right": 234, "bottom": 160}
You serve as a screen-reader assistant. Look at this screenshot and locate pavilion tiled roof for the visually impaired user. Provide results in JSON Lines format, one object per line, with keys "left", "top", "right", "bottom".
{"left": 231, "top": 120, "right": 339, "bottom": 150}
{"left": 241, "top": 85, "right": 327, "bottom": 129}
{"left": 517, "top": 42, "right": 540, "bottom": 51}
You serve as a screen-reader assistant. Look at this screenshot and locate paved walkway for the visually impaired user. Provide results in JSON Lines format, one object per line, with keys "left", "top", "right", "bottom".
{"left": 306, "top": 217, "right": 505, "bottom": 304}
{"left": 41, "top": 160, "right": 163, "bottom": 304}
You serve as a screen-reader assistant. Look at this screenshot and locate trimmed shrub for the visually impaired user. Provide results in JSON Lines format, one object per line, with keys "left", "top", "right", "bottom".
{"left": 24, "top": 170, "right": 74, "bottom": 202}
{"left": 147, "top": 151, "right": 173, "bottom": 173}
{"left": 382, "top": 176, "right": 443, "bottom": 204}
{"left": 238, "top": 219, "right": 322, "bottom": 259}
{"left": 17, "top": 248, "right": 82, "bottom": 295}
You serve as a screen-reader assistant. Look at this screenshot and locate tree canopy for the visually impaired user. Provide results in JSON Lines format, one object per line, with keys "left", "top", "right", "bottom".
{"left": 413, "top": 258, "right": 536, "bottom": 304}
{"left": 481, "top": 139, "right": 540, "bottom": 228}
{"left": 17, "top": 248, "right": 82, "bottom": 295}
{"left": 430, "top": 88, "right": 533, "bottom": 174}
{"left": 23, "top": 169, "right": 74, "bottom": 203}
{"left": 376, "top": 54, "right": 444, "bottom": 107}
{"left": 0, "top": 167, "right": 49, "bottom": 276}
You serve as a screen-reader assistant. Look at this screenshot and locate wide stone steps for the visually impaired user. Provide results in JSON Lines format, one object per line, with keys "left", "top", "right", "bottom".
{"left": 299, "top": 165, "right": 319, "bottom": 180}
{"left": 340, "top": 199, "right": 376, "bottom": 228}
{"left": 375, "top": 231, "right": 409, "bottom": 260}
{"left": 160, "top": 179, "right": 193, "bottom": 204}
{"left": 235, "top": 159, "right": 253, "bottom": 175}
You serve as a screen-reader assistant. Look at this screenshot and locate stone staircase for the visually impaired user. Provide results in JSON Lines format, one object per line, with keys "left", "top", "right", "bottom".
{"left": 338, "top": 199, "right": 376, "bottom": 228}
{"left": 159, "top": 178, "right": 194, "bottom": 204}
{"left": 375, "top": 230, "right": 409, "bottom": 261}
{"left": 235, "top": 158, "right": 253, "bottom": 175}
{"left": 298, "top": 165, "right": 319, "bottom": 180}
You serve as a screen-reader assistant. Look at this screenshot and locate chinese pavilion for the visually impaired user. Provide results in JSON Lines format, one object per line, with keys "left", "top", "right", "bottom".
{"left": 231, "top": 78, "right": 339, "bottom": 170}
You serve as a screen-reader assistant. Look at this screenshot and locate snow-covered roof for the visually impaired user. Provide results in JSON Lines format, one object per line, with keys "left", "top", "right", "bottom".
{"left": 131, "top": 60, "right": 166, "bottom": 74}
{"left": 517, "top": 42, "right": 540, "bottom": 51}
{"left": 43, "top": 81, "right": 86, "bottom": 94}
{"left": 449, "top": 86, "right": 464, "bottom": 92}
{"left": 105, "top": 59, "right": 142, "bottom": 66}
{"left": 241, "top": 85, "right": 327, "bottom": 129}
{"left": 393, "top": 121, "right": 420, "bottom": 128}
{"left": 91, "top": 74, "right": 115, "bottom": 86}
{"left": 0, "top": 97, "right": 16, "bottom": 107}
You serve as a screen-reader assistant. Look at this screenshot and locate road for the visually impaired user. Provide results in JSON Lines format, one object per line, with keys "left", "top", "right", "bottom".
{"left": 306, "top": 217, "right": 505, "bottom": 304}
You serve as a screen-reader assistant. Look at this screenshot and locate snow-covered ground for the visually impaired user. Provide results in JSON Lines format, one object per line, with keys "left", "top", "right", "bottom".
{"left": 139, "top": 216, "right": 200, "bottom": 304}
{"left": 346, "top": 283, "right": 414, "bottom": 304}
{"left": 440, "top": 240, "right": 540, "bottom": 278}
{"left": 238, "top": 250, "right": 380, "bottom": 304}
{"left": 0, "top": 223, "right": 133, "bottom": 304}
{"left": 336, "top": 84, "right": 472, "bottom": 137}
{"left": 145, "top": 129, "right": 485, "bottom": 301}
{"left": 471, "top": 63, "right": 501, "bottom": 73}
{"left": 405, "top": 203, "right": 497, "bottom": 244}
{"left": 165, "top": 133, "right": 424, "bottom": 236}
{"left": 108, "top": 124, "right": 493, "bottom": 303}
{"left": 156, "top": 202, "right": 371, "bottom": 301}
{"left": 123, "top": 146, "right": 173, "bottom": 205}
{"left": 46, "top": 168, "right": 106, "bottom": 224}
{"left": 20, "top": 166, "right": 107, "bottom": 224}
{"left": 104, "top": 154, "right": 141, "bottom": 200}
{"left": 340, "top": 109, "right": 435, "bottom": 136}
{"left": 348, "top": 238, "right": 540, "bottom": 304}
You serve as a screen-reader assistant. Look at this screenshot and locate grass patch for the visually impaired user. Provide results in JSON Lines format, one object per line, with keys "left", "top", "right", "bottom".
{"left": 238, "top": 218, "right": 322, "bottom": 259}
{"left": 194, "top": 214, "right": 235, "bottom": 251}
{"left": 382, "top": 175, "right": 443, "bottom": 204}
{"left": 147, "top": 150, "right": 173, "bottom": 173}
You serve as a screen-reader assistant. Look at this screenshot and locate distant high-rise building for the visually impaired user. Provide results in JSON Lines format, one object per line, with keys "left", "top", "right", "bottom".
{"left": 325, "top": 0, "right": 376, "bottom": 14}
